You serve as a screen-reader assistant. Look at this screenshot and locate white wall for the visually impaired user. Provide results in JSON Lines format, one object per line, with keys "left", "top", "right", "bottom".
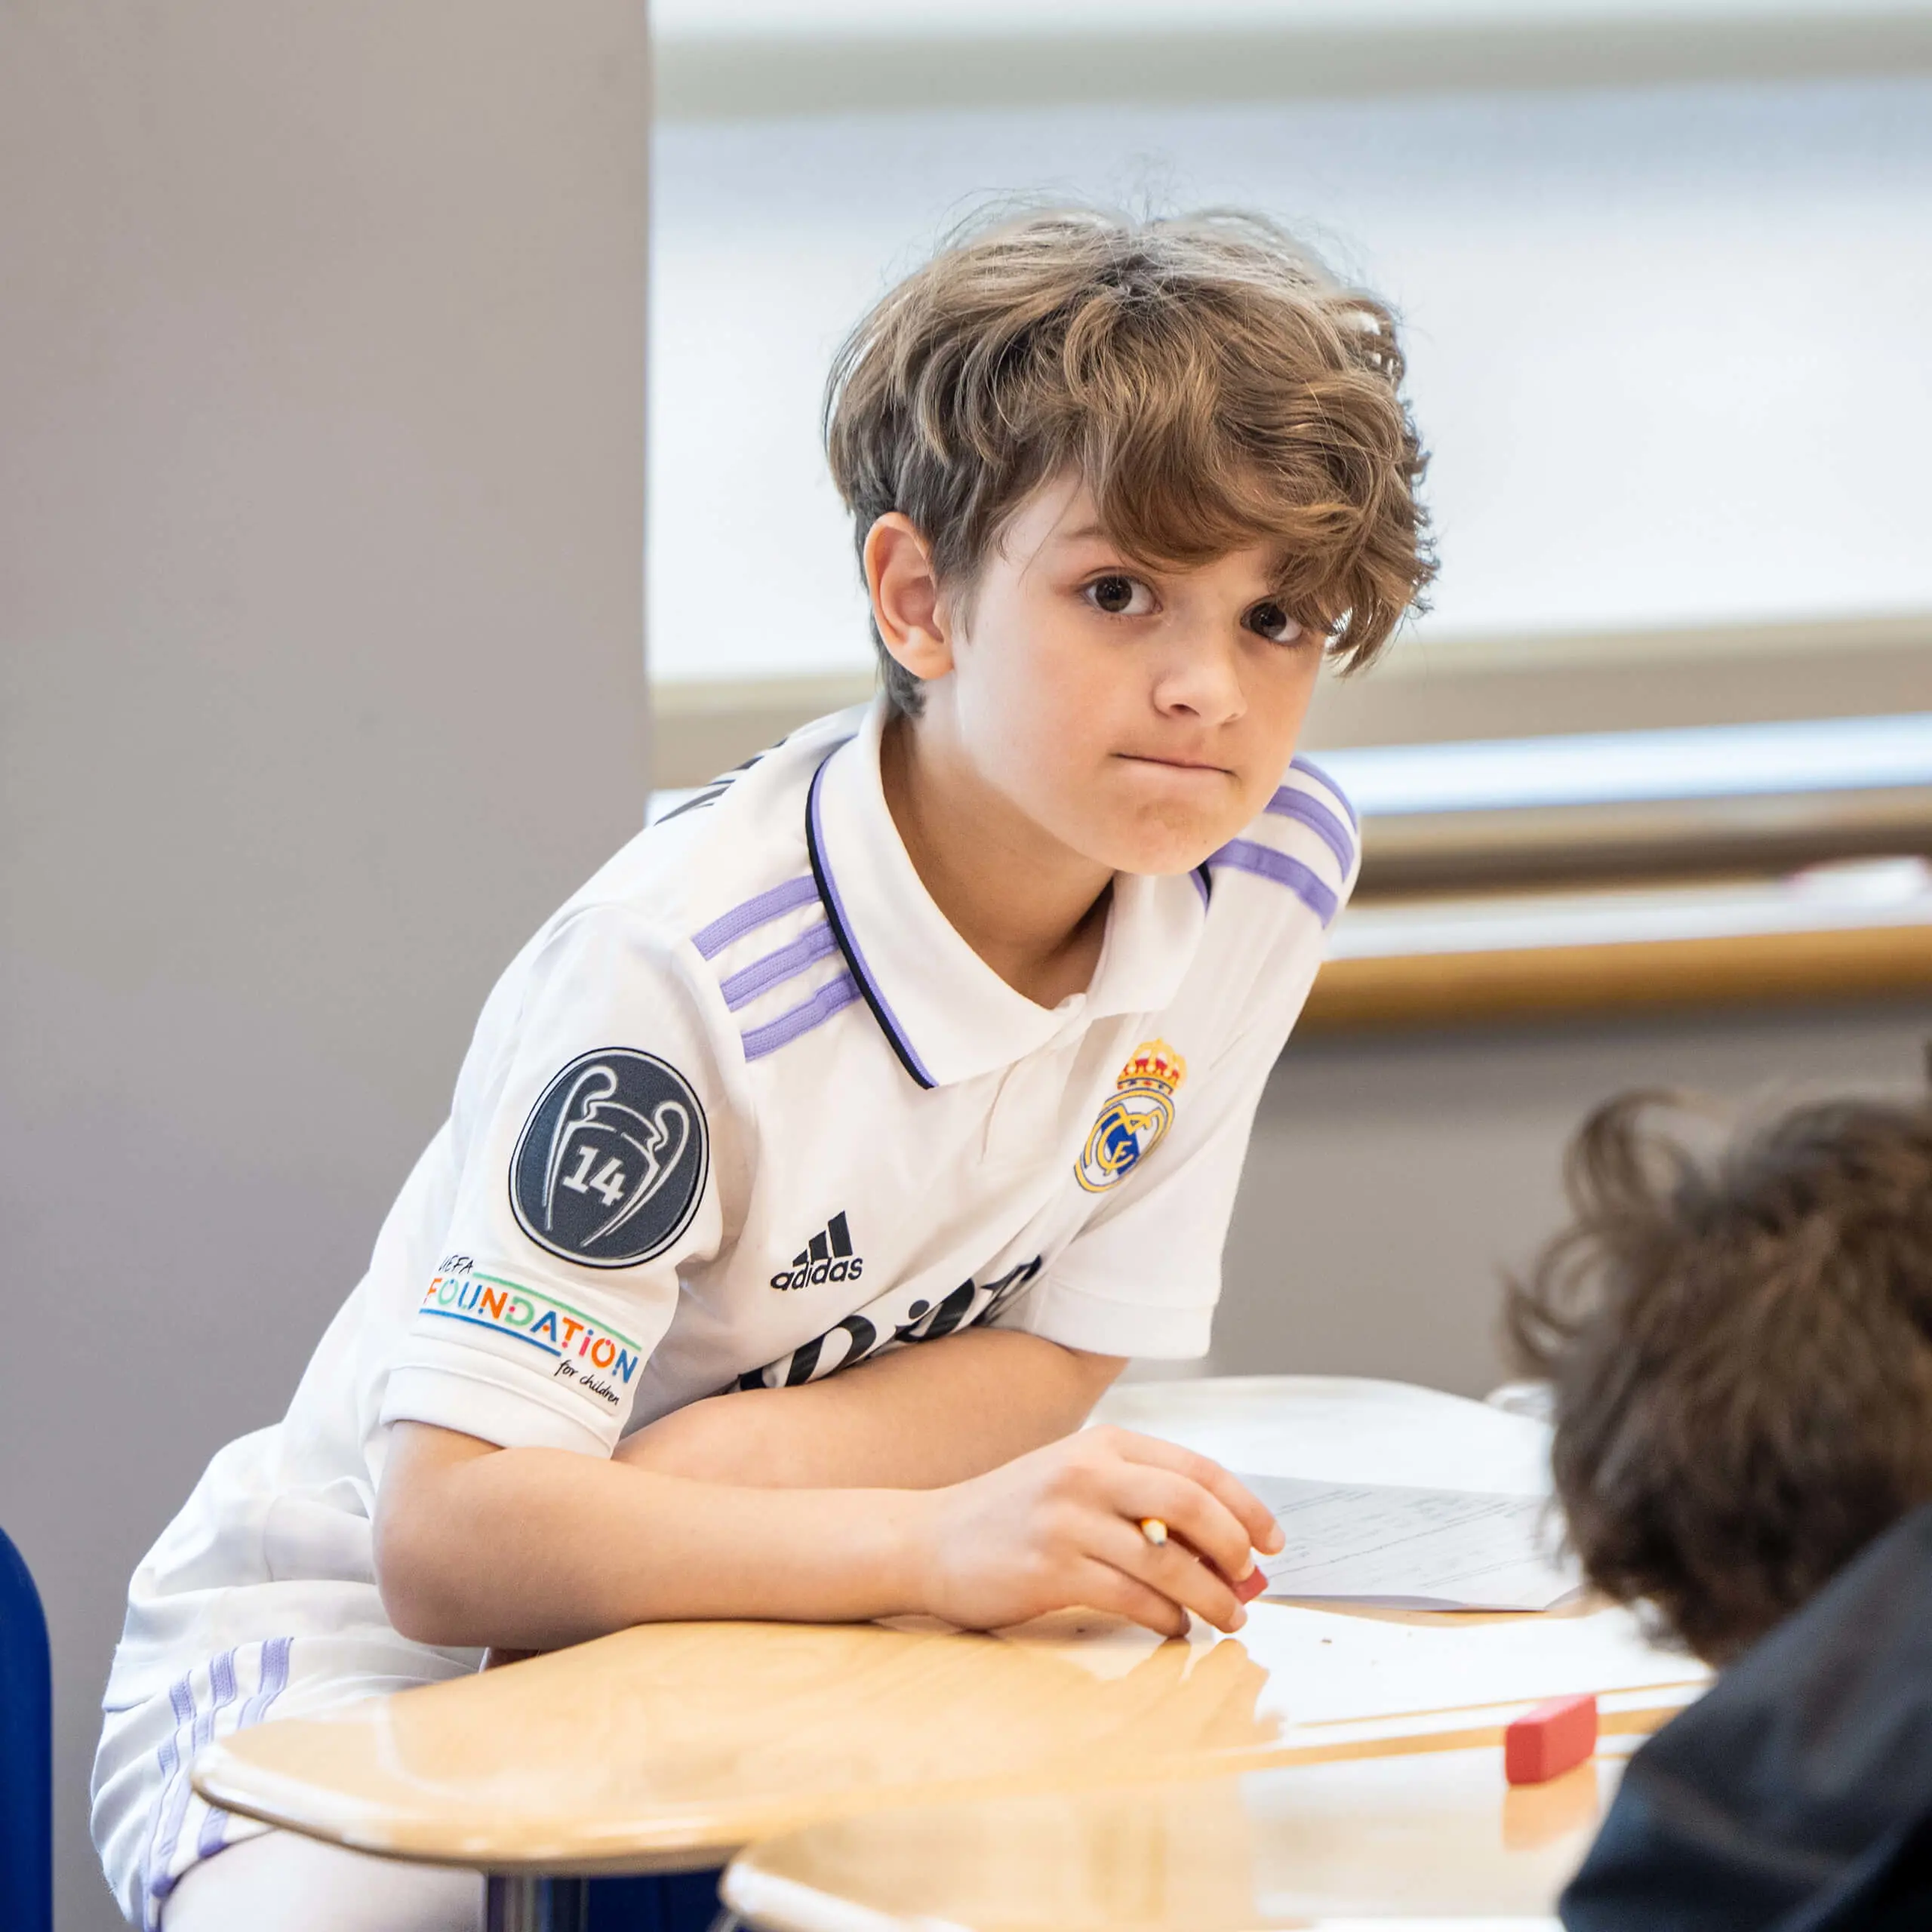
{"left": 0, "top": 6, "right": 650, "bottom": 1926}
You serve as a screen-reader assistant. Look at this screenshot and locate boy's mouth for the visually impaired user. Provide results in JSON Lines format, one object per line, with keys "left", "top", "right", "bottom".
{"left": 1115, "top": 752, "right": 1233, "bottom": 776}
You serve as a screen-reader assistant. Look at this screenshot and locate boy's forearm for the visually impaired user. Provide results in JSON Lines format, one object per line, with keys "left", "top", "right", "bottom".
{"left": 376, "top": 1423, "right": 931, "bottom": 1650}
{"left": 615, "top": 1330, "right": 1124, "bottom": 1490}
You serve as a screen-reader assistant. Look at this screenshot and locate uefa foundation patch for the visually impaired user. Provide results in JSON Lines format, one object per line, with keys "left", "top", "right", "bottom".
{"left": 417, "top": 1267, "right": 646, "bottom": 1411}
{"left": 1076, "top": 1039, "right": 1187, "bottom": 1192}
{"left": 510, "top": 1048, "right": 708, "bottom": 1267}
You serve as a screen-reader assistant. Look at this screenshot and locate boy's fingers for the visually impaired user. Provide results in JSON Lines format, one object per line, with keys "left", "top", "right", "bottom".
{"left": 1109, "top": 1466, "right": 1256, "bottom": 1589}
{"left": 1106, "top": 1431, "right": 1284, "bottom": 1555}
{"left": 1072, "top": 1558, "right": 1191, "bottom": 1641}
{"left": 1095, "top": 1516, "right": 1247, "bottom": 1634}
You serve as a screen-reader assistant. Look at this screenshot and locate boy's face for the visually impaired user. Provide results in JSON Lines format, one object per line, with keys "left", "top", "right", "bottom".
{"left": 914, "top": 476, "right": 1328, "bottom": 878}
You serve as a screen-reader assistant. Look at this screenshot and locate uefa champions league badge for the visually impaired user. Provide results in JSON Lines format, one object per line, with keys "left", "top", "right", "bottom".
{"left": 510, "top": 1048, "right": 709, "bottom": 1267}
{"left": 1075, "top": 1039, "right": 1188, "bottom": 1193}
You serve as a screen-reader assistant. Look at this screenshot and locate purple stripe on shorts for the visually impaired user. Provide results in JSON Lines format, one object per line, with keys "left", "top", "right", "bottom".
{"left": 191, "top": 1651, "right": 242, "bottom": 1860}
{"left": 1291, "top": 755, "right": 1358, "bottom": 828}
{"left": 196, "top": 1805, "right": 232, "bottom": 1861}
{"left": 742, "top": 972, "right": 860, "bottom": 1061}
{"left": 143, "top": 1638, "right": 294, "bottom": 1923}
{"left": 1209, "top": 839, "right": 1341, "bottom": 926}
{"left": 237, "top": 1635, "right": 293, "bottom": 1731}
{"left": 1266, "top": 786, "right": 1356, "bottom": 874}
{"left": 692, "top": 875, "right": 820, "bottom": 960}
{"left": 720, "top": 920, "right": 837, "bottom": 1011}
{"left": 143, "top": 1673, "right": 201, "bottom": 1928}
{"left": 205, "top": 1651, "right": 237, "bottom": 1726}
{"left": 195, "top": 1651, "right": 235, "bottom": 1764}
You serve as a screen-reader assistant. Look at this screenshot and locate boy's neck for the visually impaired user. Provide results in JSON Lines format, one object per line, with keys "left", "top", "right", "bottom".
{"left": 879, "top": 709, "right": 1114, "bottom": 1011}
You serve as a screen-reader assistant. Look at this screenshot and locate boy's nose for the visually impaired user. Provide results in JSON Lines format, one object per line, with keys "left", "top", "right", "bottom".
{"left": 1151, "top": 633, "right": 1247, "bottom": 726}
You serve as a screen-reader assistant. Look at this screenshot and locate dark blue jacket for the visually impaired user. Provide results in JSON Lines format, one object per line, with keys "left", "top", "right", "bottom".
{"left": 1563, "top": 1505, "right": 1932, "bottom": 1931}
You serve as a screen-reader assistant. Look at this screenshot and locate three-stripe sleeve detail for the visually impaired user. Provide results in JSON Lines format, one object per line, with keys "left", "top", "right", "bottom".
{"left": 1208, "top": 840, "right": 1341, "bottom": 926}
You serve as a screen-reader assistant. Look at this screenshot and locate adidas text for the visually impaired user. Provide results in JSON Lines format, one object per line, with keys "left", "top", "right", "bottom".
{"left": 771, "top": 1210, "right": 863, "bottom": 1291}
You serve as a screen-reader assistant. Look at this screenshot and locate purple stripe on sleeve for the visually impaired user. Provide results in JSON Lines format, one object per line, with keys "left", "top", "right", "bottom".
{"left": 1265, "top": 786, "right": 1357, "bottom": 875}
{"left": 720, "top": 919, "right": 837, "bottom": 1011}
{"left": 1209, "top": 839, "right": 1340, "bottom": 926}
{"left": 1291, "top": 755, "right": 1358, "bottom": 828}
{"left": 692, "top": 875, "right": 820, "bottom": 960}
{"left": 742, "top": 972, "right": 861, "bottom": 1061}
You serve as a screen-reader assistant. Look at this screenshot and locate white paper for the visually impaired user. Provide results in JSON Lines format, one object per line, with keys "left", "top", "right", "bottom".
{"left": 1237, "top": 1472, "right": 1582, "bottom": 1612}
{"left": 1094, "top": 1375, "right": 1555, "bottom": 1496}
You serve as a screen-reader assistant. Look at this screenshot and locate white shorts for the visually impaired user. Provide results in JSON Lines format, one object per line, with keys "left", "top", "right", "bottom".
{"left": 94, "top": 1638, "right": 477, "bottom": 1930}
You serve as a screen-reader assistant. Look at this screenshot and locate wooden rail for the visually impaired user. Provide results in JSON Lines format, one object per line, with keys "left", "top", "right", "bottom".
{"left": 1303, "top": 915, "right": 1932, "bottom": 1032}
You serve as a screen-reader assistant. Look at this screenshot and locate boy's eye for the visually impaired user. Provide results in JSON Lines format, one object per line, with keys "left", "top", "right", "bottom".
{"left": 1084, "top": 574, "right": 1154, "bottom": 617}
{"left": 1245, "top": 600, "right": 1303, "bottom": 645}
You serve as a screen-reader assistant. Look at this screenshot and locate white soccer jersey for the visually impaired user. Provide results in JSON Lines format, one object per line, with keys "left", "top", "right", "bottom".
{"left": 94, "top": 697, "right": 1358, "bottom": 1925}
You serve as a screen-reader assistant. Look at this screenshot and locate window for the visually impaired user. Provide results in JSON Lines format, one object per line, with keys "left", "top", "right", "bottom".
{"left": 650, "top": 3, "right": 1931, "bottom": 766}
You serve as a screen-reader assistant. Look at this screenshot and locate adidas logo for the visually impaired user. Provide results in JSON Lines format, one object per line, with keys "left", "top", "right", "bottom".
{"left": 770, "top": 1211, "right": 864, "bottom": 1291}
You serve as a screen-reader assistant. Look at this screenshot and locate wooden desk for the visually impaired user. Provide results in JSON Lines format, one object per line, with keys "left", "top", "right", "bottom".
{"left": 725, "top": 1745, "right": 1619, "bottom": 1931}
{"left": 190, "top": 1598, "right": 1700, "bottom": 1874}
{"left": 190, "top": 1381, "right": 1703, "bottom": 1916}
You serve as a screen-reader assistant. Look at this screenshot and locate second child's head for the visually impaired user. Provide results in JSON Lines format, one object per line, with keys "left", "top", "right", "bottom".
{"left": 823, "top": 208, "right": 1434, "bottom": 878}
{"left": 1509, "top": 1078, "right": 1932, "bottom": 1663}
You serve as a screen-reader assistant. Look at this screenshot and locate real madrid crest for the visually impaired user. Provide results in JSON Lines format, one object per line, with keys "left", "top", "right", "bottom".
{"left": 1076, "top": 1039, "right": 1188, "bottom": 1193}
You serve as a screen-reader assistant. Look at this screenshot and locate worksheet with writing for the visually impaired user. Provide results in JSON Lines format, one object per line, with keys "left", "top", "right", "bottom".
{"left": 1237, "top": 1472, "right": 1581, "bottom": 1611}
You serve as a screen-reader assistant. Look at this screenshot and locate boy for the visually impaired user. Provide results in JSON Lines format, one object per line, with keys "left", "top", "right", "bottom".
{"left": 93, "top": 207, "right": 1434, "bottom": 1931}
{"left": 1507, "top": 1078, "right": 1932, "bottom": 1927}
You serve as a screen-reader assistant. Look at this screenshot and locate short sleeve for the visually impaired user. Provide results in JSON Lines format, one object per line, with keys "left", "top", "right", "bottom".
{"left": 1002, "top": 923, "right": 1332, "bottom": 1361}
{"left": 378, "top": 908, "right": 726, "bottom": 1456}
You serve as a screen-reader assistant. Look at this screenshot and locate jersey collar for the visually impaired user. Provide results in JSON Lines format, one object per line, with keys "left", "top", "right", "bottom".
{"left": 805, "top": 700, "right": 1207, "bottom": 1091}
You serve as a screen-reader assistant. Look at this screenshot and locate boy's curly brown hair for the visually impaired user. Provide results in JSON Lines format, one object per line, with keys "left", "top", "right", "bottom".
{"left": 823, "top": 206, "right": 1435, "bottom": 717}
{"left": 1506, "top": 1075, "right": 1932, "bottom": 1664}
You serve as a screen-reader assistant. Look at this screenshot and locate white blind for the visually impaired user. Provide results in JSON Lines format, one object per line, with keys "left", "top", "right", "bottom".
{"left": 648, "top": 74, "right": 1932, "bottom": 687}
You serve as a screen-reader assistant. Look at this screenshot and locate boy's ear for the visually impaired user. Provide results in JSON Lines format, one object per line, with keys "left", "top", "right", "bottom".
{"left": 863, "top": 513, "right": 955, "bottom": 685}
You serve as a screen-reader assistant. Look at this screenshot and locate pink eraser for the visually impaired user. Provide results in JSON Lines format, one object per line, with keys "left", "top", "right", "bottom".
{"left": 1504, "top": 1693, "right": 1598, "bottom": 1784}
{"left": 1234, "top": 1565, "right": 1269, "bottom": 1604}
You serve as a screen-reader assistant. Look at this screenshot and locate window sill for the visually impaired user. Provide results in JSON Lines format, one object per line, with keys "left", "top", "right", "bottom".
{"left": 1306, "top": 863, "right": 1932, "bottom": 1032}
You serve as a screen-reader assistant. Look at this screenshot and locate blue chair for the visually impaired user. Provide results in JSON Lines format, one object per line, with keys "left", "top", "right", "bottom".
{"left": 0, "top": 1526, "right": 53, "bottom": 1932}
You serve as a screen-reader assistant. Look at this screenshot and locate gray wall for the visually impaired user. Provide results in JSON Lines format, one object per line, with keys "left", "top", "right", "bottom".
{"left": 0, "top": 6, "right": 650, "bottom": 1927}
{"left": 1220, "top": 1001, "right": 1932, "bottom": 1395}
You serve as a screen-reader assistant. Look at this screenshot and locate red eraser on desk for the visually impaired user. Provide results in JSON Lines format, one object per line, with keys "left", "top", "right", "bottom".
{"left": 1505, "top": 1693, "right": 1598, "bottom": 1784}
{"left": 1234, "top": 1566, "right": 1269, "bottom": 1605}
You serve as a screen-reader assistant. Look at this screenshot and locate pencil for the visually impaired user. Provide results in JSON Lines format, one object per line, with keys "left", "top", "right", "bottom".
{"left": 1142, "top": 1516, "right": 1269, "bottom": 1603}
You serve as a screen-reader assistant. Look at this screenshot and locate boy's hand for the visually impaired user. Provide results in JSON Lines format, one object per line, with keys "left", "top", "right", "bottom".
{"left": 912, "top": 1426, "right": 1284, "bottom": 1639}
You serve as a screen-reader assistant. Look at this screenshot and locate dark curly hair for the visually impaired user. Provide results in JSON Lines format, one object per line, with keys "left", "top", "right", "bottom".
{"left": 824, "top": 205, "right": 1435, "bottom": 717}
{"left": 1506, "top": 1071, "right": 1932, "bottom": 1664}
